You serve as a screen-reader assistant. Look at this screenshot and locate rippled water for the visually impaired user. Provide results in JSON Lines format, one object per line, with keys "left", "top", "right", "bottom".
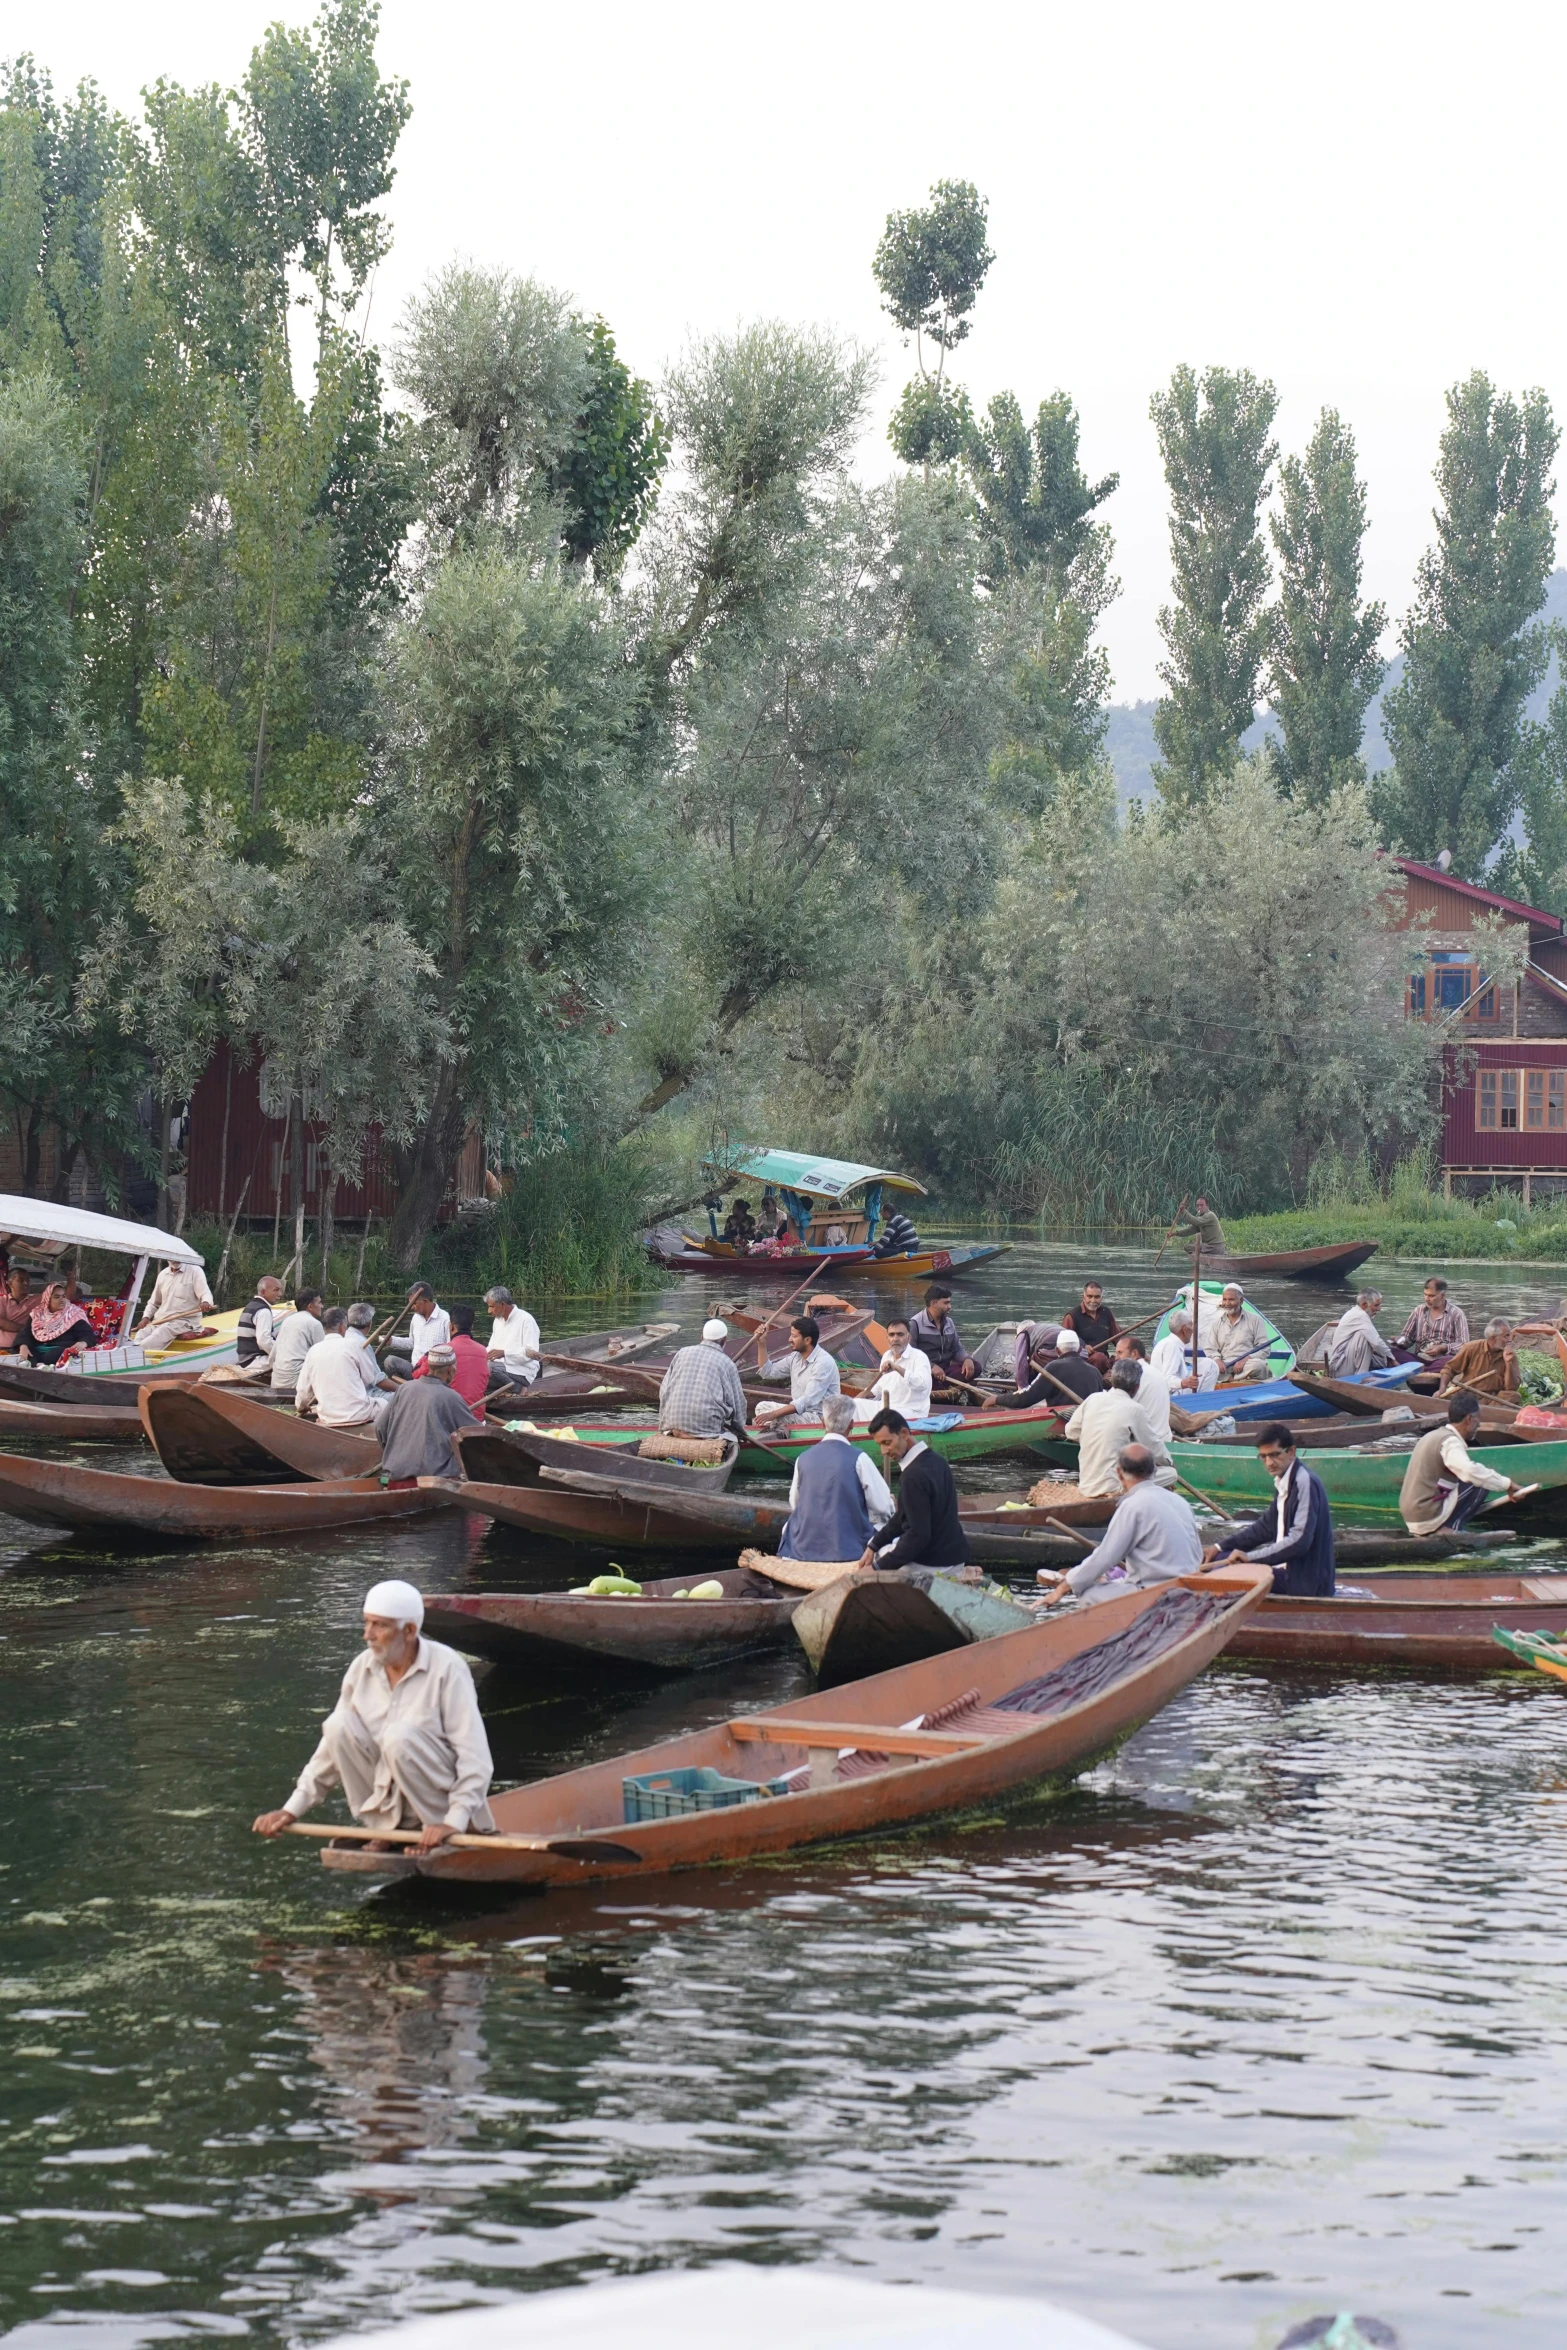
{"left": 4, "top": 1244, "right": 1567, "bottom": 2350}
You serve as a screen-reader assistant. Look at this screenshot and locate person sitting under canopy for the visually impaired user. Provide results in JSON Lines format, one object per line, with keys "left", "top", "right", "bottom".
{"left": 0, "top": 1264, "right": 34, "bottom": 1355}
{"left": 378, "top": 1347, "right": 477, "bottom": 1483}
{"left": 779, "top": 1394, "right": 894, "bottom": 1560}
{"left": 18, "top": 1278, "right": 97, "bottom": 1365}
{"left": 1033, "top": 1446, "right": 1205, "bottom": 1608}
{"left": 1203, "top": 1422, "right": 1335, "bottom": 1594}
{"left": 659, "top": 1319, "right": 750, "bottom": 1440}
{"left": 721, "top": 1197, "right": 757, "bottom": 1249}
{"left": 251, "top": 1579, "right": 495, "bottom": 1855}
{"left": 1436, "top": 1318, "right": 1521, "bottom": 1402}
{"left": 135, "top": 1256, "right": 215, "bottom": 1351}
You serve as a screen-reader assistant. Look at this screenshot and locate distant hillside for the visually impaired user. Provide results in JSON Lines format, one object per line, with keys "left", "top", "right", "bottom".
{"left": 1106, "top": 567, "right": 1567, "bottom": 811}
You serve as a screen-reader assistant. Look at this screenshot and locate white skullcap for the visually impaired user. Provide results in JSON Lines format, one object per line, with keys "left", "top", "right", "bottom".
{"left": 1055, "top": 1330, "right": 1081, "bottom": 1353}
{"left": 701, "top": 1318, "right": 729, "bottom": 1342}
{"left": 364, "top": 1579, "right": 423, "bottom": 1627}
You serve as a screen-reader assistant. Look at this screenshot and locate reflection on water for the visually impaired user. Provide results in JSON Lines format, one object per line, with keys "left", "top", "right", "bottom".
{"left": 3, "top": 1244, "right": 1567, "bottom": 2350}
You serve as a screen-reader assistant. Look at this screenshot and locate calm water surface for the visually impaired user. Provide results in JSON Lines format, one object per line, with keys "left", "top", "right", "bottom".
{"left": 4, "top": 1243, "right": 1567, "bottom": 2350}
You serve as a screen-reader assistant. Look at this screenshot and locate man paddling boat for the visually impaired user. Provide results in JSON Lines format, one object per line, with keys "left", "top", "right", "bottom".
{"left": 1034, "top": 1445, "right": 1204, "bottom": 1607}
{"left": 252, "top": 1579, "right": 495, "bottom": 1855}
{"left": 1399, "top": 1392, "right": 1526, "bottom": 1536}
{"left": 1435, "top": 1318, "right": 1521, "bottom": 1402}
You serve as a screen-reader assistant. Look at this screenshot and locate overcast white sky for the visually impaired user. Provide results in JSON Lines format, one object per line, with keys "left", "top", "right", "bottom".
{"left": 28, "top": 0, "right": 1567, "bottom": 699}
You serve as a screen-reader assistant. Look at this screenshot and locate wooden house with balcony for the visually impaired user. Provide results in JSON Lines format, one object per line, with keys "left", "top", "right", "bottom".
{"left": 1393, "top": 858, "right": 1567, "bottom": 1200}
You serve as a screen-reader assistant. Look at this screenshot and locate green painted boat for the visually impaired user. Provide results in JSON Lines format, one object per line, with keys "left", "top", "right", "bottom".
{"left": 1169, "top": 1436, "right": 1567, "bottom": 1531}
{"left": 1156, "top": 1280, "right": 1295, "bottom": 1380}
{"left": 495, "top": 1407, "right": 1066, "bottom": 1477}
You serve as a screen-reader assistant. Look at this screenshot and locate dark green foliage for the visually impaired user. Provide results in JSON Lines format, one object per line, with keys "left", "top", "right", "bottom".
{"left": 888, "top": 376, "right": 971, "bottom": 469}
{"left": 1376, "top": 372, "right": 1559, "bottom": 877}
{"left": 427, "top": 1141, "right": 658, "bottom": 1294}
{"left": 547, "top": 316, "right": 669, "bottom": 574}
{"left": 1267, "top": 409, "right": 1385, "bottom": 802}
{"left": 964, "top": 390, "right": 1117, "bottom": 586}
{"left": 873, "top": 178, "right": 993, "bottom": 358}
{"left": 1150, "top": 365, "right": 1279, "bottom": 807}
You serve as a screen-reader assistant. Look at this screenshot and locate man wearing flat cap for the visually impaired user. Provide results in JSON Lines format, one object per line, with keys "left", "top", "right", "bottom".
{"left": 252, "top": 1581, "right": 495, "bottom": 1853}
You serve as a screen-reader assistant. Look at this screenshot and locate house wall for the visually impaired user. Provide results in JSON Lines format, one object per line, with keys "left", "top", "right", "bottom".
{"left": 1440, "top": 1040, "right": 1567, "bottom": 1200}
{"left": 184, "top": 1042, "right": 485, "bottom": 1226}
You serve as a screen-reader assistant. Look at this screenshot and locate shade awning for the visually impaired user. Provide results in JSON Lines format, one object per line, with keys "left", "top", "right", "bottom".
{"left": 712, "top": 1150, "right": 927, "bottom": 1203}
{"left": 0, "top": 1195, "right": 205, "bottom": 1267}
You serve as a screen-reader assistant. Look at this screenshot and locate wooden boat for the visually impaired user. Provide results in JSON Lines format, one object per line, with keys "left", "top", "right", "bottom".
{"left": 0, "top": 1192, "right": 241, "bottom": 1379}
{"left": 461, "top": 1422, "right": 739, "bottom": 1493}
{"left": 1226, "top": 1571, "right": 1567, "bottom": 1671}
{"left": 450, "top": 1428, "right": 790, "bottom": 1550}
{"left": 1199, "top": 1241, "right": 1378, "bottom": 1282}
{"left": 307, "top": 1566, "right": 1269, "bottom": 1885}
{"left": 1169, "top": 1434, "right": 1567, "bottom": 1531}
{"left": 1491, "top": 1624, "right": 1567, "bottom": 1683}
{"left": 139, "top": 1381, "right": 380, "bottom": 1483}
{"left": 0, "top": 1450, "right": 455, "bottom": 1538}
{"left": 1156, "top": 1282, "right": 1295, "bottom": 1379}
{"left": 0, "top": 1394, "right": 147, "bottom": 1441}
{"left": 466, "top": 1406, "right": 1067, "bottom": 1476}
{"left": 787, "top": 1566, "right": 1034, "bottom": 1684}
{"left": 1287, "top": 1368, "right": 1430, "bottom": 1417}
{"left": 423, "top": 1565, "right": 798, "bottom": 1671}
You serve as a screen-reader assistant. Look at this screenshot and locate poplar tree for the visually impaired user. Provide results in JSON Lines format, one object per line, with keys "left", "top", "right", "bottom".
{"left": 1267, "top": 409, "right": 1385, "bottom": 802}
{"left": 1149, "top": 365, "right": 1278, "bottom": 808}
{"left": 874, "top": 179, "right": 992, "bottom": 467}
{"left": 1376, "top": 372, "right": 1559, "bottom": 876}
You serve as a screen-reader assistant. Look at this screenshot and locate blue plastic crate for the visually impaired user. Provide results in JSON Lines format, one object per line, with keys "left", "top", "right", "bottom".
{"left": 622, "top": 1764, "right": 794, "bottom": 1822}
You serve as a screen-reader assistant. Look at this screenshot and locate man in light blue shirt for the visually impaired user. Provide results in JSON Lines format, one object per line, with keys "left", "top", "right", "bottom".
{"left": 1034, "top": 1445, "right": 1207, "bottom": 1607}
{"left": 756, "top": 1315, "right": 841, "bottom": 1428}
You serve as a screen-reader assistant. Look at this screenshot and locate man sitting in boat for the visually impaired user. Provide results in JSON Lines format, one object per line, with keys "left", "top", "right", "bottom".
{"left": 378, "top": 1347, "right": 476, "bottom": 1483}
{"left": 1399, "top": 1392, "right": 1527, "bottom": 1536}
{"left": 484, "top": 1286, "right": 541, "bottom": 1389}
{"left": 993, "top": 1326, "right": 1103, "bottom": 1411}
{"left": 1208, "top": 1283, "right": 1273, "bottom": 1382}
{"left": 1061, "top": 1281, "right": 1118, "bottom": 1370}
{"left": 1325, "top": 1290, "right": 1395, "bottom": 1378}
{"left": 135, "top": 1256, "right": 215, "bottom": 1351}
{"left": 1436, "top": 1317, "right": 1521, "bottom": 1402}
{"left": 1150, "top": 1310, "right": 1217, "bottom": 1393}
{"left": 780, "top": 1394, "right": 894, "bottom": 1559}
{"left": 910, "top": 1284, "right": 977, "bottom": 1393}
{"left": 1202, "top": 1422, "right": 1335, "bottom": 1593}
{"left": 754, "top": 1316, "right": 841, "bottom": 1427}
{"left": 1114, "top": 1336, "right": 1172, "bottom": 1443}
{"left": 383, "top": 1282, "right": 451, "bottom": 1381}
{"left": 659, "top": 1318, "right": 750, "bottom": 1440}
{"left": 236, "top": 1275, "right": 286, "bottom": 1376}
{"left": 856, "top": 1408, "right": 968, "bottom": 1574}
{"left": 0, "top": 1264, "right": 33, "bottom": 1354}
{"left": 1064, "top": 1361, "right": 1173, "bottom": 1497}
{"left": 872, "top": 1205, "right": 919, "bottom": 1258}
{"left": 296, "top": 1305, "right": 394, "bottom": 1427}
{"left": 854, "top": 1316, "right": 934, "bottom": 1422}
{"left": 1034, "top": 1445, "right": 1203, "bottom": 1607}
{"left": 17, "top": 1278, "right": 97, "bottom": 1365}
{"left": 270, "top": 1288, "right": 324, "bottom": 1395}
{"left": 251, "top": 1579, "right": 495, "bottom": 1855}
{"left": 1396, "top": 1276, "right": 1468, "bottom": 1365}
{"left": 435, "top": 1305, "right": 493, "bottom": 1408}
{"left": 1171, "top": 1197, "right": 1225, "bottom": 1251}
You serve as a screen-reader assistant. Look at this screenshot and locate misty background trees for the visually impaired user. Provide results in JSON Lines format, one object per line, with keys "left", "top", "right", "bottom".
{"left": 0, "top": 4, "right": 1563, "bottom": 1266}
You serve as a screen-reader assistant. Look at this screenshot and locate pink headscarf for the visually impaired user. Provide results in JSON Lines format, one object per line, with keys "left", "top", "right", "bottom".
{"left": 30, "top": 1284, "right": 85, "bottom": 1342}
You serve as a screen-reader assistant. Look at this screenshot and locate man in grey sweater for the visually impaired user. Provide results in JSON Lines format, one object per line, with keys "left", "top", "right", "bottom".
{"left": 1034, "top": 1446, "right": 1206, "bottom": 1607}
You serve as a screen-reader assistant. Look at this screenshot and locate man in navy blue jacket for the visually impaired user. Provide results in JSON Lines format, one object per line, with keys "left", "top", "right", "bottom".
{"left": 1203, "top": 1422, "right": 1335, "bottom": 1594}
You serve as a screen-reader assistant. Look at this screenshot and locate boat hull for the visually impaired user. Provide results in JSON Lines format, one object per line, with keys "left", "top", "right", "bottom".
{"left": 792, "top": 1567, "right": 1034, "bottom": 1684}
{"left": 424, "top": 1568, "right": 797, "bottom": 1670}
{"left": 1170, "top": 1435, "right": 1567, "bottom": 1530}
{"left": 319, "top": 1568, "right": 1268, "bottom": 1885}
{"left": 0, "top": 1453, "right": 453, "bottom": 1538}
{"left": 1226, "top": 1572, "right": 1567, "bottom": 1670}
{"left": 142, "top": 1381, "right": 383, "bottom": 1481}
{"left": 0, "top": 1395, "right": 146, "bottom": 1441}
{"left": 647, "top": 1239, "right": 1007, "bottom": 1280}
{"left": 455, "top": 1477, "right": 790, "bottom": 1550}
{"left": 1203, "top": 1242, "right": 1379, "bottom": 1282}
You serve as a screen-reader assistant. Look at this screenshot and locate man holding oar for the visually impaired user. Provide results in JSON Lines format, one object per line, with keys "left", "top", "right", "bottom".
{"left": 1033, "top": 1445, "right": 1205, "bottom": 1608}
{"left": 252, "top": 1580, "right": 495, "bottom": 1856}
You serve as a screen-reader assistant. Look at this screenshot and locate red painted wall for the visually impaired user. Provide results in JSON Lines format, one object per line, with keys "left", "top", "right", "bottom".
{"left": 1441, "top": 1041, "right": 1567, "bottom": 1168}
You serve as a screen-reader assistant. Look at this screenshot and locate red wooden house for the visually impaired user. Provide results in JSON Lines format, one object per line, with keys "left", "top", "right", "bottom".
{"left": 1392, "top": 859, "right": 1567, "bottom": 1201}
{"left": 183, "top": 1041, "right": 486, "bottom": 1228}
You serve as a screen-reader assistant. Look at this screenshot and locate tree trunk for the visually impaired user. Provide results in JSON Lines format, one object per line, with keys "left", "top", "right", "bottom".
{"left": 157, "top": 1096, "right": 171, "bottom": 1229}
{"left": 23, "top": 1103, "right": 43, "bottom": 1196}
{"left": 319, "top": 1173, "right": 335, "bottom": 1291}
{"left": 386, "top": 1068, "right": 468, "bottom": 1274}
{"left": 288, "top": 1096, "right": 306, "bottom": 1289}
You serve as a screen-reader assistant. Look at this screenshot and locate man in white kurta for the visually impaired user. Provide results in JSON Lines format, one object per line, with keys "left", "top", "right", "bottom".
{"left": 1064, "top": 1363, "right": 1174, "bottom": 1496}
{"left": 135, "top": 1258, "right": 215, "bottom": 1350}
{"left": 1150, "top": 1314, "right": 1218, "bottom": 1393}
{"left": 854, "top": 1318, "right": 934, "bottom": 1422}
{"left": 253, "top": 1580, "right": 495, "bottom": 1851}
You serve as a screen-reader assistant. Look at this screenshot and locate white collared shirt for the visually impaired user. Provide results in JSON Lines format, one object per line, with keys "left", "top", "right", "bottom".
{"left": 284, "top": 1636, "right": 495, "bottom": 1830}
{"left": 409, "top": 1304, "right": 452, "bottom": 1366}
{"left": 294, "top": 1330, "right": 386, "bottom": 1426}
{"left": 488, "top": 1305, "right": 540, "bottom": 1382}
{"left": 868, "top": 1343, "right": 933, "bottom": 1420}
{"left": 786, "top": 1430, "right": 894, "bottom": 1527}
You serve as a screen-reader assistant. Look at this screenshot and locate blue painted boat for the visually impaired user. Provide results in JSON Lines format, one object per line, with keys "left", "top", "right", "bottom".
{"left": 1176, "top": 1361, "right": 1416, "bottom": 1425}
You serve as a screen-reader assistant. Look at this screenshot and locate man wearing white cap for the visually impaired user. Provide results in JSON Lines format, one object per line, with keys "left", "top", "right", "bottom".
{"left": 657, "top": 1318, "right": 750, "bottom": 1439}
{"left": 252, "top": 1581, "right": 495, "bottom": 1853}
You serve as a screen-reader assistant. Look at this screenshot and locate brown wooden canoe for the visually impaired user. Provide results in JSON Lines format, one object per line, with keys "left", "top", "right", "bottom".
{"left": 450, "top": 1474, "right": 791, "bottom": 1551}
{"left": 0, "top": 1394, "right": 147, "bottom": 1442}
{"left": 1203, "top": 1241, "right": 1378, "bottom": 1281}
{"left": 791, "top": 1567, "right": 1035, "bottom": 1684}
{"left": 140, "top": 1381, "right": 381, "bottom": 1483}
{"left": 0, "top": 1451, "right": 454, "bottom": 1539}
{"left": 1225, "top": 1570, "right": 1567, "bottom": 1670}
{"left": 466, "top": 1422, "right": 740, "bottom": 1493}
{"left": 309, "top": 1566, "right": 1269, "bottom": 1884}
{"left": 423, "top": 1564, "right": 798, "bottom": 1670}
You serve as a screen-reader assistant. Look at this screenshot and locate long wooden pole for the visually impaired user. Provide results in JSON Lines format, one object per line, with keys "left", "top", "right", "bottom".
{"left": 744, "top": 1264, "right": 821, "bottom": 1368}
{"left": 1152, "top": 1195, "right": 1188, "bottom": 1274}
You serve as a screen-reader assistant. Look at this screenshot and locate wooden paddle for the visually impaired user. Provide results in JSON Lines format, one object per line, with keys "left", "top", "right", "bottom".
{"left": 1173, "top": 1467, "right": 1232, "bottom": 1519}
{"left": 1152, "top": 1196, "right": 1189, "bottom": 1273}
{"left": 743, "top": 1264, "right": 823, "bottom": 1367}
{"left": 277, "top": 1820, "right": 640, "bottom": 1859}
{"left": 1044, "top": 1514, "right": 1097, "bottom": 1551}
{"left": 1485, "top": 1482, "right": 1539, "bottom": 1511}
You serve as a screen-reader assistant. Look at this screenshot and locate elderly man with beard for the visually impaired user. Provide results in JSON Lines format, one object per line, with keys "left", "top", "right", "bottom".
{"left": 252, "top": 1580, "right": 495, "bottom": 1854}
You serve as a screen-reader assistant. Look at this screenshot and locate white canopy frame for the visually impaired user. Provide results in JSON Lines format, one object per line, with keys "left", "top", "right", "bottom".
{"left": 0, "top": 1195, "right": 204, "bottom": 1346}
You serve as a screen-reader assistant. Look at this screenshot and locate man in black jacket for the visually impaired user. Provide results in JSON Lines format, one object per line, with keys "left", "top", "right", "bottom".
{"left": 856, "top": 1409, "right": 969, "bottom": 1572}
{"left": 1201, "top": 1422, "right": 1335, "bottom": 1594}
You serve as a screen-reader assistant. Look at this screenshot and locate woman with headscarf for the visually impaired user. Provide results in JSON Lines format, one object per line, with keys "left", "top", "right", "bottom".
{"left": 19, "top": 1279, "right": 97, "bottom": 1365}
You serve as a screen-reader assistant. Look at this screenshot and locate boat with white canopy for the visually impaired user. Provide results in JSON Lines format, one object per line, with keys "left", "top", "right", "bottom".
{"left": 0, "top": 1195, "right": 238, "bottom": 1383}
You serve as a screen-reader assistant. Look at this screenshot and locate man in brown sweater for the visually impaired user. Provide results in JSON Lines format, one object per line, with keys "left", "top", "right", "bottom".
{"left": 1436, "top": 1318, "right": 1520, "bottom": 1402}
